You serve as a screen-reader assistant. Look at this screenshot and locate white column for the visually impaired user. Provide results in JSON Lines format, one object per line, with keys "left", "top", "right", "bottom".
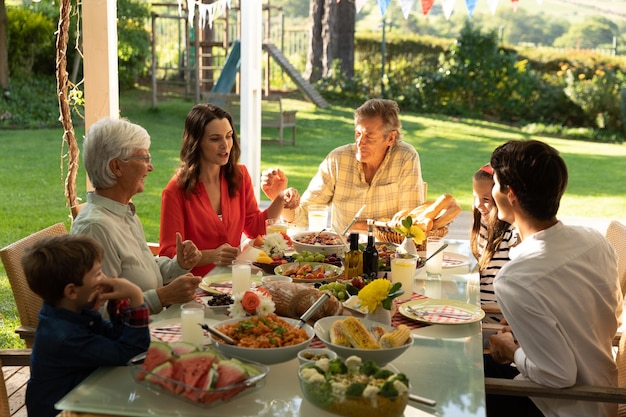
{"left": 239, "top": 0, "right": 263, "bottom": 200}
{"left": 82, "top": 0, "right": 118, "bottom": 191}
{"left": 83, "top": 0, "right": 119, "bottom": 127}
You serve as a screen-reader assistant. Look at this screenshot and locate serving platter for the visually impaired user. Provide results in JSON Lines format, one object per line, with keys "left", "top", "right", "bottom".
{"left": 398, "top": 298, "right": 484, "bottom": 325}
{"left": 198, "top": 273, "right": 261, "bottom": 294}
{"left": 442, "top": 252, "right": 471, "bottom": 268}
{"left": 273, "top": 261, "right": 343, "bottom": 283}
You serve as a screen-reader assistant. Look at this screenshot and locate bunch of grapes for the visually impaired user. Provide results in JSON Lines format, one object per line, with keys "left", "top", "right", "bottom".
{"left": 318, "top": 282, "right": 348, "bottom": 301}
{"left": 294, "top": 250, "right": 326, "bottom": 263}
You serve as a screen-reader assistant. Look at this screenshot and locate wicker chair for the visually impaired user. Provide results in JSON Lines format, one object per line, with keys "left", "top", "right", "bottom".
{"left": 1, "top": 349, "right": 31, "bottom": 417}
{"left": 0, "top": 223, "right": 67, "bottom": 347}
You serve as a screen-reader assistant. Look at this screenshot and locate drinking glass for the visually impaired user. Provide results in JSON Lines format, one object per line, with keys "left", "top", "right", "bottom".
{"left": 307, "top": 204, "right": 329, "bottom": 231}
{"left": 425, "top": 236, "right": 445, "bottom": 276}
{"left": 180, "top": 302, "right": 205, "bottom": 346}
{"left": 390, "top": 253, "right": 418, "bottom": 301}
{"left": 265, "top": 218, "right": 289, "bottom": 235}
{"left": 231, "top": 259, "right": 252, "bottom": 295}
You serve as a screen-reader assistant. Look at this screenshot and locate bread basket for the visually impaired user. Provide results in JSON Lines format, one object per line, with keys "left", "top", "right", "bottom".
{"left": 373, "top": 224, "right": 448, "bottom": 251}
{"left": 373, "top": 194, "right": 461, "bottom": 251}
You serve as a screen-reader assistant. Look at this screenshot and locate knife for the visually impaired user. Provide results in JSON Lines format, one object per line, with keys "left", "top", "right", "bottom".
{"left": 296, "top": 292, "right": 330, "bottom": 329}
{"left": 341, "top": 204, "right": 366, "bottom": 235}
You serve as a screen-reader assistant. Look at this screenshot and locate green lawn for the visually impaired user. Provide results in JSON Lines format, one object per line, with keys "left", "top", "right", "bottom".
{"left": 1, "top": 90, "right": 625, "bottom": 348}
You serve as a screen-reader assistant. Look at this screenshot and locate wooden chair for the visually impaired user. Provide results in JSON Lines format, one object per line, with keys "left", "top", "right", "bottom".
{"left": 606, "top": 220, "right": 626, "bottom": 296}
{"left": 0, "top": 223, "right": 67, "bottom": 347}
{"left": 485, "top": 321, "right": 626, "bottom": 415}
{"left": 1, "top": 349, "right": 31, "bottom": 417}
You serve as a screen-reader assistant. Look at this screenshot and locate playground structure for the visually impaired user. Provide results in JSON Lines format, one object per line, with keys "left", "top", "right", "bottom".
{"left": 149, "top": 2, "right": 327, "bottom": 108}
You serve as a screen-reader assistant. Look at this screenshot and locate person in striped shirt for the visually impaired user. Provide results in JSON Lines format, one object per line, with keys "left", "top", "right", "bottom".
{"left": 470, "top": 163, "right": 517, "bottom": 323}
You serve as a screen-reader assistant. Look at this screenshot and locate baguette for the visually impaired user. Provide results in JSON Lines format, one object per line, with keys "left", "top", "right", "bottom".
{"left": 420, "top": 194, "right": 455, "bottom": 220}
{"left": 341, "top": 317, "right": 380, "bottom": 349}
{"left": 432, "top": 200, "right": 462, "bottom": 229}
{"left": 414, "top": 217, "right": 433, "bottom": 232}
{"left": 390, "top": 209, "right": 410, "bottom": 225}
{"left": 408, "top": 202, "right": 432, "bottom": 219}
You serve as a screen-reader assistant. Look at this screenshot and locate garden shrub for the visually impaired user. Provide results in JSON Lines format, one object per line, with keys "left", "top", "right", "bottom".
{"left": 6, "top": 7, "right": 56, "bottom": 77}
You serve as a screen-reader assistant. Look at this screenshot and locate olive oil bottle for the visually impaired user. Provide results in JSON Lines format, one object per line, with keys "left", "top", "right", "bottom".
{"left": 362, "top": 219, "right": 379, "bottom": 277}
{"left": 345, "top": 232, "right": 363, "bottom": 280}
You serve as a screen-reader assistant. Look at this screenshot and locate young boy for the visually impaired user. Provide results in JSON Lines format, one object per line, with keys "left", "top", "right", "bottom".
{"left": 23, "top": 234, "right": 151, "bottom": 417}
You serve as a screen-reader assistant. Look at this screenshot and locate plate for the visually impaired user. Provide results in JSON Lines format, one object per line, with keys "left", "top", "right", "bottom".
{"left": 273, "top": 261, "right": 343, "bottom": 283}
{"left": 198, "top": 273, "right": 261, "bottom": 294}
{"left": 149, "top": 318, "right": 218, "bottom": 345}
{"left": 442, "top": 252, "right": 471, "bottom": 268}
{"left": 398, "top": 299, "right": 484, "bottom": 325}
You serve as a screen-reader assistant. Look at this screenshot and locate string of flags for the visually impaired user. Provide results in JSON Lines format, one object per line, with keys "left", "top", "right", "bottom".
{"left": 177, "top": 0, "right": 231, "bottom": 29}
{"left": 351, "top": 0, "right": 543, "bottom": 20}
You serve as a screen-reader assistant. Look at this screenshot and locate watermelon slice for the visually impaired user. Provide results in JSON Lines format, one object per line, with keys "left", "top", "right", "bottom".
{"left": 145, "top": 361, "right": 175, "bottom": 393}
{"left": 172, "top": 351, "right": 217, "bottom": 394}
{"left": 215, "top": 359, "right": 248, "bottom": 400}
{"left": 137, "top": 341, "right": 173, "bottom": 381}
{"left": 170, "top": 341, "right": 198, "bottom": 356}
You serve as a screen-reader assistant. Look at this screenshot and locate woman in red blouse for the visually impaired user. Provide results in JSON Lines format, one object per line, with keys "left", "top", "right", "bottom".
{"left": 159, "top": 104, "right": 299, "bottom": 276}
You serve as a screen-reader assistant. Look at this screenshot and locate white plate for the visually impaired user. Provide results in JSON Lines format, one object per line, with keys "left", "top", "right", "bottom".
{"left": 442, "top": 252, "right": 471, "bottom": 268}
{"left": 198, "top": 273, "right": 261, "bottom": 294}
{"left": 149, "top": 317, "right": 219, "bottom": 345}
{"left": 398, "top": 299, "right": 484, "bottom": 325}
{"left": 342, "top": 295, "right": 368, "bottom": 315}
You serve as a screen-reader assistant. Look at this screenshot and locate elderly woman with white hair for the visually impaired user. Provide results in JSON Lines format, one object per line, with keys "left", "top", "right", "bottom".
{"left": 71, "top": 117, "right": 202, "bottom": 314}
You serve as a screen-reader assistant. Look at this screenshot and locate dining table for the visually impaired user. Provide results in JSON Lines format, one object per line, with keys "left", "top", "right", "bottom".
{"left": 55, "top": 239, "right": 486, "bottom": 417}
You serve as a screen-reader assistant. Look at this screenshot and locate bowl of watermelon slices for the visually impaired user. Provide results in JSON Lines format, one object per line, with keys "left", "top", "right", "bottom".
{"left": 129, "top": 340, "right": 269, "bottom": 407}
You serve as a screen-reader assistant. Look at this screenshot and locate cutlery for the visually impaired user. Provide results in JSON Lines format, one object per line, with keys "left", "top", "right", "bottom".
{"left": 198, "top": 323, "right": 236, "bottom": 345}
{"left": 409, "top": 393, "right": 437, "bottom": 407}
{"left": 341, "top": 204, "right": 366, "bottom": 235}
{"left": 424, "top": 243, "right": 448, "bottom": 263}
{"left": 406, "top": 306, "right": 473, "bottom": 320}
{"left": 296, "top": 292, "right": 330, "bottom": 329}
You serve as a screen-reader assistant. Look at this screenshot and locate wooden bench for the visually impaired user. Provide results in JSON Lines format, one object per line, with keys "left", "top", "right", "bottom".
{"left": 203, "top": 93, "right": 297, "bottom": 146}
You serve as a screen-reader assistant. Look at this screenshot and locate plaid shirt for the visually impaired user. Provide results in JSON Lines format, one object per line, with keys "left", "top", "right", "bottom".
{"left": 296, "top": 141, "right": 424, "bottom": 232}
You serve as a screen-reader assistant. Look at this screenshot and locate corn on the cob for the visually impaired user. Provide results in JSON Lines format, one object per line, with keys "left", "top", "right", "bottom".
{"left": 341, "top": 317, "right": 380, "bottom": 349}
{"left": 370, "top": 325, "right": 387, "bottom": 341}
{"left": 379, "top": 325, "right": 411, "bottom": 348}
{"left": 329, "top": 320, "right": 351, "bottom": 347}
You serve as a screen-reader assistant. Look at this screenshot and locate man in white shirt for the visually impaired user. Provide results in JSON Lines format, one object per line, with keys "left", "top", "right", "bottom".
{"left": 487, "top": 140, "right": 622, "bottom": 417}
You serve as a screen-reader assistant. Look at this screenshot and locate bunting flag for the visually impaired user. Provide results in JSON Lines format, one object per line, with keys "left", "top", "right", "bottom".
{"left": 356, "top": 0, "right": 369, "bottom": 13}
{"left": 441, "top": 0, "right": 456, "bottom": 20}
{"left": 177, "top": 0, "right": 231, "bottom": 29}
{"left": 465, "top": 0, "right": 478, "bottom": 17}
{"left": 486, "top": 0, "right": 499, "bottom": 15}
{"left": 421, "top": 0, "right": 435, "bottom": 16}
{"left": 377, "top": 0, "right": 392, "bottom": 15}
{"left": 398, "top": 0, "right": 416, "bottom": 18}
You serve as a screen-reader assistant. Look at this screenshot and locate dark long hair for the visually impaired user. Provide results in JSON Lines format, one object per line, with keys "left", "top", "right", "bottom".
{"left": 469, "top": 166, "right": 512, "bottom": 272}
{"left": 176, "top": 104, "right": 242, "bottom": 198}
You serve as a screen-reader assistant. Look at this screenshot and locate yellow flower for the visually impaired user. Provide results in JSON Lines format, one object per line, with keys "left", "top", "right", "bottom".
{"left": 358, "top": 279, "right": 392, "bottom": 312}
{"left": 394, "top": 216, "right": 426, "bottom": 245}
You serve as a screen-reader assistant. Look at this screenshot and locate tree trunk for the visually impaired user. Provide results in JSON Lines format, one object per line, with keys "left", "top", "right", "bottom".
{"left": 332, "top": 0, "right": 354, "bottom": 79}
{"left": 304, "top": 0, "right": 324, "bottom": 82}
{"left": 0, "top": 0, "right": 9, "bottom": 91}
{"left": 321, "top": 0, "right": 333, "bottom": 78}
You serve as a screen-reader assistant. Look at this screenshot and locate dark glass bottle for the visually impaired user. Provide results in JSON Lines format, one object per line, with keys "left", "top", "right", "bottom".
{"left": 344, "top": 232, "right": 363, "bottom": 280}
{"left": 362, "top": 219, "right": 379, "bottom": 277}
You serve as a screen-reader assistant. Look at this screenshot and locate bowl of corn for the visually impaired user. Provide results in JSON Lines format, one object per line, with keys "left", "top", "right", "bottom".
{"left": 313, "top": 316, "right": 412, "bottom": 366}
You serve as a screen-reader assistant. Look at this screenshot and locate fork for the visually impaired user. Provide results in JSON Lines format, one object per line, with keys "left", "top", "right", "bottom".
{"left": 406, "top": 306, "right": 473, "bottom": 320}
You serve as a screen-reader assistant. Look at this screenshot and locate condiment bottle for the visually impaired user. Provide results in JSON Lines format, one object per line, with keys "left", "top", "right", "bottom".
{"left": 345, "top": 232, "right": 363, "bottom": 280}
{"left": 362, "top": 219, "right": 379, "bottom": 277}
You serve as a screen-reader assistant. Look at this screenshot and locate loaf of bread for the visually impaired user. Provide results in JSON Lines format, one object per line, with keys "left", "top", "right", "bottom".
{"left": 420, "top": 194, "right": 455, "bottom": 220}
{"left": 432, "top": 200, "right": 462, "bottom": 230}
{"left": 262, "top": 281, "right": 343, "bottom": 322}
{"left": 387, "top": 193, "right": 461, "bottom": 232}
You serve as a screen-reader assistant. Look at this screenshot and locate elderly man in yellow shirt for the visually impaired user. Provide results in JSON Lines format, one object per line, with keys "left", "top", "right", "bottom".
{"left": 262, "top": 98, "right": 425, "bottom": 233}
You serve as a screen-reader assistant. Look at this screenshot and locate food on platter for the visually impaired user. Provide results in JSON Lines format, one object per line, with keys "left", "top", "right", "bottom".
{"left": 317, "top": 281, "right": 349, "bottom": 302}
{"left": 205, "top": 293, "right": 234, "bottom": 307}
{"left": 375, "top": 243, "right": 397, "bottom": 271}
{"left": 210, "top": 315, "right": 315, "bottom": 364}
{"left": 298, "top": 355, "right": 410, "bottom": 417}
{"left": 130, "top": 341, "right": 268, "bottom": 407}
{"left": 297, "top": 348, "right": 337, "bottom": 365}
{"left": 262, "top": 281, "right": 343, "bottom": 322}
{"left": 215, "top": 313, "right": 309, "bottom": 348}
{"left": 315, "top": 317, "right": 412, "bottom": 366}
{"left": 274, "top": 261, "right": 343, "bottom": 282}
{"left": 291, "top": 231, "right": 347, "bottom": 256}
